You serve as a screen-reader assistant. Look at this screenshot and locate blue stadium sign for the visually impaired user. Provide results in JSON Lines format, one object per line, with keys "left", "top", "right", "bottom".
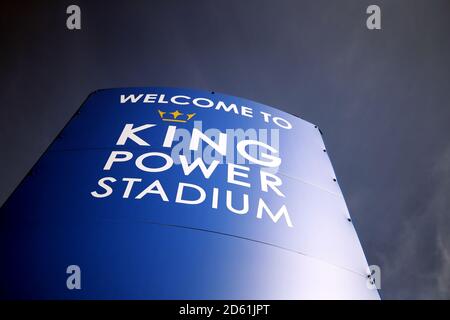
{"left": 0, "top": 87, "right": 380, "bottom": 299}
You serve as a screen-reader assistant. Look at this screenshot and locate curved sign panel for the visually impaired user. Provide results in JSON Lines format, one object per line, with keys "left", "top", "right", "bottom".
{"left": 0, "top": 87, "right": 379, "bottom": 299}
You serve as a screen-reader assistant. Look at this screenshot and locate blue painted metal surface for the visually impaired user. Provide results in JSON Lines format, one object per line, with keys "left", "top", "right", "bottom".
{"left": 0, "top": 88, "right": 379, "bottom": 299}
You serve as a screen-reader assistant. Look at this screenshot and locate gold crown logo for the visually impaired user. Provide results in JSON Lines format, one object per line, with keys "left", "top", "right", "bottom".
{"left": 158, "top": 109, "right": 196, "bottom": 123}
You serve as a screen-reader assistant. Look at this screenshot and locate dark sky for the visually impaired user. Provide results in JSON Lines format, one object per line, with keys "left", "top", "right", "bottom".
{"left": 1, "top": 0, "right": 449, "bottom": 299}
